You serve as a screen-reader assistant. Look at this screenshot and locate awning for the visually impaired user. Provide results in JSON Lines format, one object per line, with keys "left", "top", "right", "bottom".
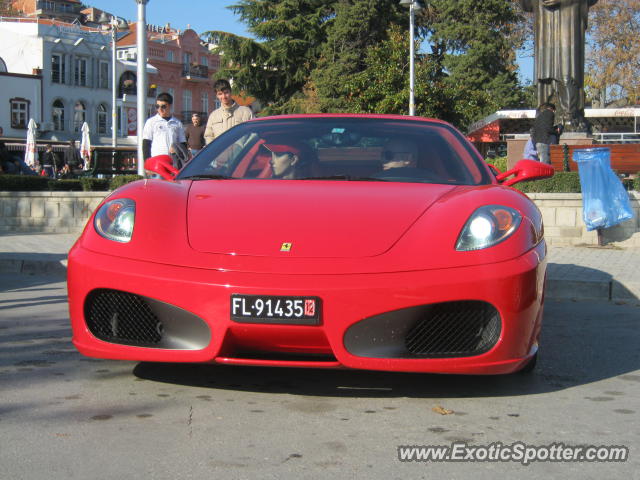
{"left": 118, "top": 60, "right": 158, "bottom": 74}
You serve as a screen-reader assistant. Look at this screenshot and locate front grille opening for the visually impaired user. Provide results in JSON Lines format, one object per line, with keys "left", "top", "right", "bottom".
{"left": 85, "top": 289, "right": 163, "bottom": 346}
{"left": 405, "top": 301, "right": 501, "bottom": 357}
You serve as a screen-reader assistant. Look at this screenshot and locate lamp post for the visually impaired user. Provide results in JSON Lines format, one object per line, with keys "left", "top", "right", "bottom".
{"left": 399, "top": 0, "right": 423, "bottom": 116}
{"left": 109, "top": 17, "right": 129, "bottom": 148}
{"left": 135, "top": 0, "right": 149, "bottom": 176}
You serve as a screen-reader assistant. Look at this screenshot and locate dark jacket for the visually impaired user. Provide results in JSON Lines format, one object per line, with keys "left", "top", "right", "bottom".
{"left": 41, "top": 150, "right": 63, "bottom": 169}
{"left": 185, "top": 124, "right": 206, "bottom": 150}
{"left": 531, "top": 109, "right": 556, "bottom": 145}
{"left": 64, "top": 146, "right": 83, "bottom": 169}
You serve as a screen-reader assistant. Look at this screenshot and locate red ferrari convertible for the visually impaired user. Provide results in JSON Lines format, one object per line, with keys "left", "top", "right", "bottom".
{"left": 68, "top": 114, "right": 554, "bottom": 374}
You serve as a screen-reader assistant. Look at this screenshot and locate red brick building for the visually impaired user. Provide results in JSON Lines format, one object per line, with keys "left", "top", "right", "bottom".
{"left": 11, "top": 0, "right": 83, "bottom": 23}
{"left": 117, "top": 23, "right": 220, "bottom": 124}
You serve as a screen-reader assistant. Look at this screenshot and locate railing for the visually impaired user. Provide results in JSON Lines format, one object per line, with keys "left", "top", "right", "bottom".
{"left": 120, "top": 86, "right": 157, "bottom": 98}
{"left": 593, "top": 132, "right": 640, "bottom": 144}
{"left": 182, "top": 64, "right": 209, "bottom": 79}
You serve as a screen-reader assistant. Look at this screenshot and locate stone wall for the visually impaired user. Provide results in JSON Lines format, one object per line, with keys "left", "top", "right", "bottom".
{"left": 0, "top": 191, "right": 638, "bottom": 247}
{"left": 0, "top": 192, "right": 107, "bottom": 234}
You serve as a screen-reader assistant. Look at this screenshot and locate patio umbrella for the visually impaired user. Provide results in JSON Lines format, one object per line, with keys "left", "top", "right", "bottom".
{"left": 24, "top": 118, "right": 37, "bottom": 168}
{"left": 80, "top": 122, "right": 91, "bottom": 170}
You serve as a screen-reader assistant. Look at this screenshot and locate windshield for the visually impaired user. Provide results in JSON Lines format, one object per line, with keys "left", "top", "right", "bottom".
{"left": 178, "top": 117, "right": 492, "bottom": 185}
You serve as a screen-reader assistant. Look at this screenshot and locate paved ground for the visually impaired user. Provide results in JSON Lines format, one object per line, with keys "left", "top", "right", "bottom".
{"left": 1, "top": 274, "right": 639, "bottom": 479}
{"left": 0, "top": 232, "right": 638, "bottom": 301}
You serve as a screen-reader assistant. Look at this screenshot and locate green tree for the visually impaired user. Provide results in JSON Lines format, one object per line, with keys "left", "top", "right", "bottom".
{"left": 342, "top": 25, "right": 454, "bottom": 119}
{"left": 311, "top": 0, "right": 406, "bottom": 112}
{"left": 427, "top": 0, "right": 527, "bottom": 126}
{"left": 203, "top": 0, "right": 333, "bottom": 113}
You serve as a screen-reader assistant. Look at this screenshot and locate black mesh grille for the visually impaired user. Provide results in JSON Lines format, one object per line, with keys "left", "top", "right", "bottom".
{"left": 85, "top": 289, "right": 163, "bottom": 346}
{"left": 404, "top": 301, "right": 501, "bottom": 357}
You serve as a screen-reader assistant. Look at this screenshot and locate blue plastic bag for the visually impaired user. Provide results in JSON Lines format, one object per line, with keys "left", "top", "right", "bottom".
{"left": 572, "top": 147, "right": 634, "bottom": 231}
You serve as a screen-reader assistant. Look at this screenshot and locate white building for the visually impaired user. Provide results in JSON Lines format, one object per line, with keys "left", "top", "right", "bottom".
{"left": 0, "top": 71, "right": 42, "bottom": 139}
{"left": 0, "top": 17, "right": 156, "bottom": 145}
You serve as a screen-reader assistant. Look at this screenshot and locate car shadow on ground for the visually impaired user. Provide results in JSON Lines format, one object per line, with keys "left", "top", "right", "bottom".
{"left": 134, "top": 299, "right": 640, "bottom": 398}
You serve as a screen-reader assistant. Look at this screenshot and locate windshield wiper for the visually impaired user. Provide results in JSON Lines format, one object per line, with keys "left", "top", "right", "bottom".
{"left": 180, "top": 174, "right": 234, "bottom": 180}
{"left": 300, "top": 175, "right": 389, "bottom": 182}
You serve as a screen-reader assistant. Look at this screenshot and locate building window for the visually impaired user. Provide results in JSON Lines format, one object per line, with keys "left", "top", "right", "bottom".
{"left": 51, "top": 54, "right": 65, "bottom": 84}
{"left": 167, "top": 50, "right": 174, "bottom": 62}
{"left": 183, "top": 52, "right": 192, "bottom": 67}
{"left": 75, "top": 57, "right": 88, "bottom": 86}
{"left": 201, "top": 92, "right": 209, "bottom": 114}
{"left": 99, "top": 61, "right": 109, "bottom": 89}
{"left": 183, "top": 90, "right": 192, "bottom": 113}
{"left": 73, "top": 101, "right": 86, "bottom": 132}
{"left": 97, "top": 104, "right": 108, "bottom": 134}
{"left": 168, "top": 88, "right": 175, "bottom": 100}
{"left": 52, "top": 99, "right": 65, "bottom": 131}
{"left": 201, "top": 57, "right": 208, "bottom": 67}
{"left": 0, "top": 57, "right": 7, "bottom": 73}
{"left": 10, "top": 98, "right": 29, "bottom": 129}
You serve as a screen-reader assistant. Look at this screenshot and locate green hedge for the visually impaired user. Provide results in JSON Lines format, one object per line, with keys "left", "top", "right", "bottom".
{"left": 0, "top": 174, "right": 143, "bottom": 191}
{"left": 109, "top": 174, "right": 144, "bottom": 190}
{"left": 515, "top": 172, "right": 582, "bottom": 193}
{"left": 485, "top": 156, "right": 508, "bottom": 174}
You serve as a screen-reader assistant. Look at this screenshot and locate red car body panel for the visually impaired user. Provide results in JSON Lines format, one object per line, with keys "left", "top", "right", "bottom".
{"left": 67, "top": 114, "right": 549, "bottom": 375}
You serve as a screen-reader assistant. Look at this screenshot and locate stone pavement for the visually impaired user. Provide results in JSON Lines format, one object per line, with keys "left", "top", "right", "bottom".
{"left": 0, "top": 232, "right": 638, "bottom": 301}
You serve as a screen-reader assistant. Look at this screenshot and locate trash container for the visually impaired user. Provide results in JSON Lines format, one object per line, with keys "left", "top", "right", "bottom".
{"left": 572, "top": 147, "right": 634, "bottom": 231}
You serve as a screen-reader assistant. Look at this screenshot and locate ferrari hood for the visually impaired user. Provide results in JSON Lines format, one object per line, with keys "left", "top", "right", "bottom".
{"left": 187, "top": 180, "right": 455, "bottom": 258}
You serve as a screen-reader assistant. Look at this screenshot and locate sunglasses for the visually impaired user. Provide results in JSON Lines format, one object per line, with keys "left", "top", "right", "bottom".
{"left": 155, "top": 104, "right": 170, "bottom": 110}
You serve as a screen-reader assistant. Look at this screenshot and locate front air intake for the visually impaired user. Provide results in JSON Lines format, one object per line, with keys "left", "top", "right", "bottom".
{"left": 404, "top": 301, "right": 501, "bottom": 357}
{"left": 85, "top": 289, "right": 163, "bottom": 346}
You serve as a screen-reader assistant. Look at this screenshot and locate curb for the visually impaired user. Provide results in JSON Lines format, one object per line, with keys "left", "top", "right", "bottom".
{"left": 0, "top": 258, "right": 67, "bottom": 277}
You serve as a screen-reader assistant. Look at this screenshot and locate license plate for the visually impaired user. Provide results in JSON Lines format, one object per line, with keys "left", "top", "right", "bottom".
{"left": 231, "top": 294, "right": 321, "bottom": 325}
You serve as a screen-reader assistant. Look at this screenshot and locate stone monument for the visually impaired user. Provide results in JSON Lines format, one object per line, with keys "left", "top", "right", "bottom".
{"left": 521, "top": 0, "right": 598, "bottom": 132}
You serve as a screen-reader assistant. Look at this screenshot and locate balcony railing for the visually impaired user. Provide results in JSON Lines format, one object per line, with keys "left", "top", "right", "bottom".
{"left": 182, "top": 64, "right": 209, "bottom": 79}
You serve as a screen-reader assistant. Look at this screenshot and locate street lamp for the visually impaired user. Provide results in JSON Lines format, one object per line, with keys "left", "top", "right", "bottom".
{"left": 111, "top": 17, "right": 128, "bottom": 148}
{"left": 99, "top": 13, "right": 128, "bottom": 148}
{"left": 399, "top": 0, "right": 423, "bottom": 116}
{"left": 135, "top": 0, "right": 149, "bottom": 176}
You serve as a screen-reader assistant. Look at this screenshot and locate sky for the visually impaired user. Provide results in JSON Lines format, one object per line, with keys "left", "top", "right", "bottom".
{"left": 85, "top": 0, "right": 251, "bottom": 37}
{"left": 84, "top": 0, "right": 534, "bottom": 83}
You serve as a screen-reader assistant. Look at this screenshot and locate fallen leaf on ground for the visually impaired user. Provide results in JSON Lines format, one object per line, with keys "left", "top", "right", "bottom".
{"left": 432, "top": 405, "right": 454, "bottom": 415}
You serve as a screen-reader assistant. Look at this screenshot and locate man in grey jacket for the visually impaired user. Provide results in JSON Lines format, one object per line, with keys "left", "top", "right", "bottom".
{"left": 204, "top": 79, "right": 254, "bottom": 144}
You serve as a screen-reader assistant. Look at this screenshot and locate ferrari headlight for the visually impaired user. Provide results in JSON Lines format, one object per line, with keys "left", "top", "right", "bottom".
{"left": 456, "top": 205, "right": 521, "bottom": 251}
{"left": 94, "top": 198, "right": 135, "bottom": 243}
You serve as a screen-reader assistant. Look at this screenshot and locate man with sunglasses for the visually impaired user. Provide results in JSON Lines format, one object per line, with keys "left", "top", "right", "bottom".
{"left": 142, "top": 92, "right": 187, "bottom": 162}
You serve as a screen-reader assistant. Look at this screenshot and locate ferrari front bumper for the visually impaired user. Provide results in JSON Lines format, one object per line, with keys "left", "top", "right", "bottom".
{"left": 68, "top": 241, "right": 546, "bottom": 375}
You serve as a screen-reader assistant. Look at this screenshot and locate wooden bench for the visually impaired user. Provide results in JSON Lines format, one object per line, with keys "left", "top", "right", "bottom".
{"left": 550, "top": 144, "right": 640, "bottom": 175}
{"left": 83, "top": 147, "right": 139, "bottom": 177}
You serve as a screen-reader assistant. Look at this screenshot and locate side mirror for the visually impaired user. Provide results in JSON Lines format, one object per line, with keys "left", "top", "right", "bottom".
{"left": 144, "top": 154, "right": 178, "bottom": 180}
{"left": 496, "top": 159, "right": 554, "bottom": 187}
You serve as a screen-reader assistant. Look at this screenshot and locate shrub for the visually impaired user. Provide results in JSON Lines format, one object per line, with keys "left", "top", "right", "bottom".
{"left": 109, "top": 174, "right": 144, "bottom": 190}
{"left": 634, "top": 174, "right": 640, "bottom": 192}
{"left": 48, "top": 179, "right": 83, "bottom": 191}
{"left": 0, "top": 174, "right": 50, "bottom": 191}
{"left": 515, "top": 172, "right": 581, "bottom": 193}
{"left": 485, "top": 156, "right": 508, "bottom": 174}
{"left": 80, "top": 177, "right": 110, "bottom": 191}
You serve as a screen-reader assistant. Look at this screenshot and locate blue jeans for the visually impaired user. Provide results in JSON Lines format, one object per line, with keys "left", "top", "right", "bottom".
{"left": 535, "top": 143, "right": 551, "bottom": 164}
{"left": 2, "top": 158, "right": 37, "bottom": 175}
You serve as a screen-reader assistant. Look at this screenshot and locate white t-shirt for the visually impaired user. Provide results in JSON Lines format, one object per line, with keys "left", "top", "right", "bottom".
{"left": 142, "top": 114, "right": 186, "bottom": 157}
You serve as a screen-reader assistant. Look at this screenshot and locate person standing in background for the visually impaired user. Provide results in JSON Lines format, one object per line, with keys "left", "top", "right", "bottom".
{"left": 142, "top": 92, "right": 187, "bottom": 161}
{"left": 185, "top": 113, "right": 206, "bottom": 158}
{"left": 204, "top": 79, "right": 253, "bottom": 145}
